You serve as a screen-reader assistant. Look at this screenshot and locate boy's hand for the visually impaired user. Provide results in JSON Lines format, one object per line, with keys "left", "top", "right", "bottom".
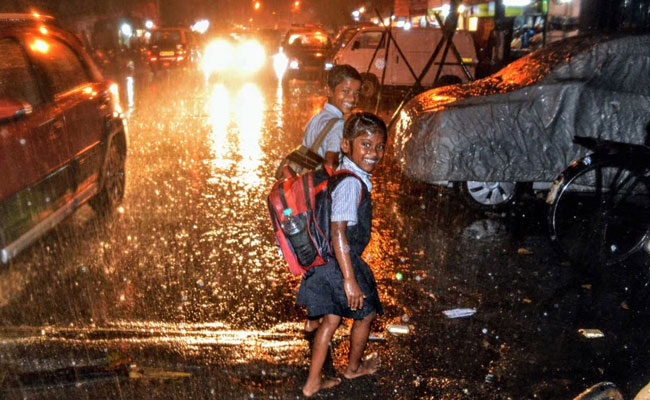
{"left": 344, "top": 279, "right": 365, "bottom": 311}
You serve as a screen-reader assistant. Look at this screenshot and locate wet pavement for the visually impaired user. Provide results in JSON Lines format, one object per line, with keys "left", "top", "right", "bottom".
{"left": 1, "top": 69, "right": 649, "bottom": 400}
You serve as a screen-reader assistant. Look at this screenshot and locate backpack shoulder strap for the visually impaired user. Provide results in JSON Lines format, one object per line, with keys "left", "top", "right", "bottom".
{"left": 310, "top": 118, "right": 341, "bottom": 153}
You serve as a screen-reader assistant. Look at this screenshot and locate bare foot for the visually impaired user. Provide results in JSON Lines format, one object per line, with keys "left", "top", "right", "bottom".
{"left": 302, "top": 377, "right": 341, "bottom": 397}
{"left": 304, "top": 317, "right": 323, "bottom": 333}
{"left": 343, "top": 353, "right": 380, "bottom": 379}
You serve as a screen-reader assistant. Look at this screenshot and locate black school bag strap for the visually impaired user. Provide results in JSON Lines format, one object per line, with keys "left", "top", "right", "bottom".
{"left": 310, "top": 118, "right": 342, "bottom": 154}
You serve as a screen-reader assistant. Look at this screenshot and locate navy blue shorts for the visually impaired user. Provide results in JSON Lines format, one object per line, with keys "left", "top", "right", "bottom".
{"left": 296, "top": 255, "right": 383, "bottom": 320}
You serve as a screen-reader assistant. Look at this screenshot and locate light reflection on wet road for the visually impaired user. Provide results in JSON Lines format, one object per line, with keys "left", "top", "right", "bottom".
{"left": 0, "top": 71, "right": 648, "bottom": 400}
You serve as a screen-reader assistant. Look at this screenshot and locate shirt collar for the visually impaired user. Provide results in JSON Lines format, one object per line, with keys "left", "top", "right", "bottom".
{"left": 323, "top": 102, "right": 344, "bottom": 118}
{"left": 339, "top": 156, "right": 373, "bottom": 192}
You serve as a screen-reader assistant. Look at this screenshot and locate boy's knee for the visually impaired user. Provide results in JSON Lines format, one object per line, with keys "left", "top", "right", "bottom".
{"left": 323, "top": 314, "right": 341, "bottom": 327}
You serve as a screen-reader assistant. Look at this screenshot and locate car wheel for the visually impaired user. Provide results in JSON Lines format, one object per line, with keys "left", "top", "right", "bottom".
{"left": 458, "top": 181, "right": 519, "bottom": 210}
{"left": 359, "top": 73, "right": 379, "bottom": 103}
{"left": 90, "top": 137, "right": 126, "bottom": 214}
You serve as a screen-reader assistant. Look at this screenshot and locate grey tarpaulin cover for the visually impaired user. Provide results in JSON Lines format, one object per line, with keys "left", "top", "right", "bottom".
{"left": 393, "top": 34, "right": 650, "bottom": 184}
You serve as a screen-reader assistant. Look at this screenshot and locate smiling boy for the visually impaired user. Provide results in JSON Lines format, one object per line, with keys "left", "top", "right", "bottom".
{"left": 302, "top": 64, "right": 362, "bottom": 169}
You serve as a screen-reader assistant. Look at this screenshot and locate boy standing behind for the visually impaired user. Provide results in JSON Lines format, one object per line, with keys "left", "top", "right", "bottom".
{"left": 303, "top": 64, "right": 362, "bottom": 169}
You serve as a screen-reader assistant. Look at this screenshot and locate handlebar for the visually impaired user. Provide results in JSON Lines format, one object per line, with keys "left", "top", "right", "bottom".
{"left": 573, "top": 135, "right": 650, "bottom": 156}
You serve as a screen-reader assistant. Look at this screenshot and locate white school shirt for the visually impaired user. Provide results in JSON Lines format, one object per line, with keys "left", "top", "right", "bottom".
{"left": 302, "top": 103, "right": 345, "bottom": 157}
{"left": 331, "top": 156, "right": 373, "bottom": 226}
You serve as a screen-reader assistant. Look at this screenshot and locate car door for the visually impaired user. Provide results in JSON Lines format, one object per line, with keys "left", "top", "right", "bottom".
{"left": 0, "top": 36, "right": 70, "bottom": 245}
{"left": 28, "top": 34, "right": 105, "bottom": 194}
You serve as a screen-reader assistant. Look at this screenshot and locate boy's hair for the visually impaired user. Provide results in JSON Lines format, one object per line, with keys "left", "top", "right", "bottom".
{"left": 327, "top": 64, "right": 362, "bottom": 90}
{"left": 343, "top": 112, "right": 387, "bottom": 142}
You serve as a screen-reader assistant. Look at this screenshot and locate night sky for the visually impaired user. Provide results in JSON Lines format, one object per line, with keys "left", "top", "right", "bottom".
{"left": 159, "top": 0, "right": 393, "bottom": 29}
{"left": 0, "top": 0, "right": 392, "bottom": 29}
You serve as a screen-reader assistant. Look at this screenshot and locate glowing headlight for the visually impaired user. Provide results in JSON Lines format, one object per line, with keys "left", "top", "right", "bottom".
{"left": 201, "top": 39, "right": 234, "bottom": 75}
{"left": 324, "top": 62, "right": 333, "bottom": 70}
{"left": 238, "top": 40, "right": 266, "bottom": 72}
{"left": 289, "top": 59, "right": 299, "bottom": 69}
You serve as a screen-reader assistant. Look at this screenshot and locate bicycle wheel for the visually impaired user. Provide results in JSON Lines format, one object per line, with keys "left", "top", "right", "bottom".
{"left": 548, "top": 155, "right": 650, "bottom": 267}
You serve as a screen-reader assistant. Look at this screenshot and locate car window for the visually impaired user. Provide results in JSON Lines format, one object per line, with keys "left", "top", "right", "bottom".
{"left": 333, "top": 28, "right": 357, "bottom": 51}
{"left": 286, "top": 31, "right": 330, "bottom": 49}
{"left": 356, "top": 31, "right": 384, "bottom": 49}
{"left": 28, "top": 37, "right": 90, "bottom": 95}
{"left": 0, "top": 39, "right": 42, "bottom": 105}
{"left": 152, "top": 30, "right": 181, "bottom": 45}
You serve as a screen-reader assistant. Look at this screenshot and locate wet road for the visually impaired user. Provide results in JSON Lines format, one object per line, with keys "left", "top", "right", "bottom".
{"left": 1, "top": 70, "right": 649, "bottom": 400}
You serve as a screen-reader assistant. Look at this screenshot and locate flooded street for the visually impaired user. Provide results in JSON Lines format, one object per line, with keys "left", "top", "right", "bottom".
{"left": 1, "top": 70, "right": 649, "bottom": 400}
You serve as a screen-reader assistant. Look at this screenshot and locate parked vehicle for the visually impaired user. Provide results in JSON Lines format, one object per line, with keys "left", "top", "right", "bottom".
{"left": 0, "top": 14, "right": 127, "bottom": 263}
{"left": 547, "top": 136, "right": 650, "bottom": 267}
{"left": 147, "top": 27, "right": 199, "bottom": 73}
{"left": 330, "top": 23, "right": 375, "bottom": 57}
{"left": 278, "top": 25, "right": 332, "bottom": 85}
{"left": 332, "top": 26, "right": 477, "bottom": 101}
{"left": 393, "top": 34, "right": 650, "bottom": 210}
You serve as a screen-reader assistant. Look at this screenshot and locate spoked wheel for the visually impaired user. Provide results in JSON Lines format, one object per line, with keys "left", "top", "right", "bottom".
{"left": 458, "top": 181, "right": 519, "bottom": 211}
{"left": 90, "top": 138, "right": 126, "bottom": 214}
{"left": 548, "top": 157, "right": 650, "bottom": 267}
{"left": 359, "top": 73, "right": 379, "bottom": 106}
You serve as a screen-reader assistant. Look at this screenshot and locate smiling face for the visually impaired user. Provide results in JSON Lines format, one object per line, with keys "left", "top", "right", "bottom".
{"left": 341, "top": 130, "right": 386, "bottom": 173}
{"left": 329, "top": 77, "right": 361, "bottom": 115}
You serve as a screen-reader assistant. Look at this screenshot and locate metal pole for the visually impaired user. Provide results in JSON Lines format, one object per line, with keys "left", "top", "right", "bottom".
{"left": 492, "top": 0, "right": 512, "bottom": 68}
{"left": 375, "top": 21, "right": 391, "bottom": 113}
{"left": 432, "top": 12, "right": 473, "bottom": 81}
{"left": 375, "top": 8, "right": 419, "bottom": 82}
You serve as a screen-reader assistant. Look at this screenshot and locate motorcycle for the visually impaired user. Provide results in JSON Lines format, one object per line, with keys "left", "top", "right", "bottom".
{"left": 546, "top": 136, "right": 650, "bottom": 268}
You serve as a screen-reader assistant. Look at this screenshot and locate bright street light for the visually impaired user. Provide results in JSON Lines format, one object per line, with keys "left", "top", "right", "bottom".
{"left": 120, "top": 23, "right": 132, "bottom": 37}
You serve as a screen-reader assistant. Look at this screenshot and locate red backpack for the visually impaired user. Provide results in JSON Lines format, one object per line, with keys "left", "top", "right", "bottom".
{"left": 268, "top": 166, "right": 362, "bottom": 276}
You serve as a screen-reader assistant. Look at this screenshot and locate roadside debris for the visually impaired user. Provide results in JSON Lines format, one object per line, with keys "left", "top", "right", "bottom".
{"left": 368, "top": 333, "right": 387, "bottom": 342}
{"left": 386, "top": 324, "right": 410, "bottom": 336}
{"left": 578, "top": 329, "right": 605, "bottom": 339}
{"left": 128, "top": 366, "right": 192, "bottom": 380}
{"left": 442, "top": 308, "right": 477, "bottom": 318}
{"left": 517, "top": 248, "right": 533, "bottom": 255}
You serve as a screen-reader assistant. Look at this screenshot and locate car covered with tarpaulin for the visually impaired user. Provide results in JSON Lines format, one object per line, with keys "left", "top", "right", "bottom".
{"left": 393, "top": 34, "right": 650, "bottom": 209}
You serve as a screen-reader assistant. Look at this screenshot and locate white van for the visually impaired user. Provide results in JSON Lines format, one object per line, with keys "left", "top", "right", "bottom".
{"left": 332, "top": 26, "right": 477, "bottom": 98}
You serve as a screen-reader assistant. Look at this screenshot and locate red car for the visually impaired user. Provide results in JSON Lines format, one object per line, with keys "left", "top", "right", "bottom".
{"left": 0, "top": 14, "right": 127, "bottom": 263}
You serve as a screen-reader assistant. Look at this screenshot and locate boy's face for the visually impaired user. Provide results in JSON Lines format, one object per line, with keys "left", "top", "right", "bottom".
{"left": 341, "top": 130, "right": 386, "bottom": 173}
{"left": 329, "top": 78, "right": 361, "bottom": 115}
